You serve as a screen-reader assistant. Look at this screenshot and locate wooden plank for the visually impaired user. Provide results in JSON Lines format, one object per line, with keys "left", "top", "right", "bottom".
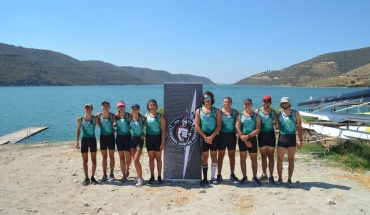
{"left": 0, "top": 140, "right": 10, "bottom": 145}
{"left": 0, "top": 126, "right": 49, "bottom": 144}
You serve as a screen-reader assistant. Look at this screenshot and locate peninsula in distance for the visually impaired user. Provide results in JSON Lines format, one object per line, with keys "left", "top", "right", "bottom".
{"left": 1, "top": 42, "right": 370, "bottom": 87}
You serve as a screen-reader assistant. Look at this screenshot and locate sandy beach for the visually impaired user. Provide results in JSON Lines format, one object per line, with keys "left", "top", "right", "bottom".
{"left": 1, "top": 141, "right": 369, "bottom": 215}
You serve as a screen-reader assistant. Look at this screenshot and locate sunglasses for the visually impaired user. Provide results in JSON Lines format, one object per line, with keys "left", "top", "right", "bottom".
{"left": 204, "top": 97, "right": 211, "bottom": 101}
{"left": 263, "top": 100, "right": 271, "bottom": 103}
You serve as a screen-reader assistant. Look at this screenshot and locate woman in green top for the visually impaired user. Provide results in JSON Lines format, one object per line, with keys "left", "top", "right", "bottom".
{"left": 145, "top": 99, "right": 166, "bottom": 184}
{"left": 96, "top": 101, "right": 116, "bottom": 182}
{"left": 114, "top": 100, "right": 131, "bottom": 183}
{"left": 195, "top": 91, "right": 222, "bottom": 186}
{"left": 129, "top": 103, "right": 146, "bottom": 186}
{"left": 217, "top": 97, "right": 239, "bottom": 183}
{"left": 76, "top": 104, "right": 99, "bottom": 186}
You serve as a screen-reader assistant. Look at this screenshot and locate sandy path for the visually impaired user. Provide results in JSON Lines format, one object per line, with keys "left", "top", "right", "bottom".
{"left": 0, "top": 142, "right": 369, "bottom": 215}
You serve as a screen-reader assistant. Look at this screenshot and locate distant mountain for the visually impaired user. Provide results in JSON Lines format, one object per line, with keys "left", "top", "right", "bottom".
{"left": 234, "top": 47, "right": 370, "bottom": 87}
{"left": 120, "top": 66, "right": 213, "bottom": 84}
{"left": 0, "top": 43, "right": 215, "bottom": 86}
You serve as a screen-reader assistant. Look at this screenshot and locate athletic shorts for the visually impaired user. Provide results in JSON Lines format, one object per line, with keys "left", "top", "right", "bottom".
{"left": 258, "top": 131, "right": 276, "bottom": 148}
{"left": 100, "top": 134, "right": 115, "bottom": 150}
{"left": 146, "top": 134, "right": 162, "bottom": 152}
{"left": 219, "top": 132, "right": 237, "bottom": 150}
{"left": 238, "top": 136, "right": 258, "bottom": 153}
{"left": 200, "top": 132, "right": 219, "bottom": 152}
{"left": 130, "top": 136, "right": 144, "bottom": 149}
{"left": 81, "top": 137, "right": 97, "bottom": 153}
{"left": 278, "top": 134, "right": 297, "bottom": 148}
{"left": 116, "top": 134, "right": 131, "bottom": 152}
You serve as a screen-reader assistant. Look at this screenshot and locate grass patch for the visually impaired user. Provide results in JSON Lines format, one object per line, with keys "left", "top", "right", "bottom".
{"left": 330, "top": 142, "right": 370, "bottom": 170}
{"left": 299, "top": 142, "right": 325, "bottom": 154}
{"left": 299, "top": 141, "right": 370, "bottom": 171}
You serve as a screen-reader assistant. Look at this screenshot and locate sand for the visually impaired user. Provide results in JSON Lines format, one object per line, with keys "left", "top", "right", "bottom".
{"left": 1, "top": 141, "right": 370, "bottom": 215}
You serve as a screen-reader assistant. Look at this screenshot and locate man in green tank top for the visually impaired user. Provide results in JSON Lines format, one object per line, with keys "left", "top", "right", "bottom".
{"left": 277, "top": 97, "right": 303, "bottom": 186}
{"left": 255, "top": 95, "right": 278, "bottom": 184}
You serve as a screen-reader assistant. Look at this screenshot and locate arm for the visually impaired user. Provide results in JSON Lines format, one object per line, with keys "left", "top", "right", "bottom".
{"left": 296, "top": 111, "right": 303, "bottom": 149}
{"left": 194, "top": 109, "right": 206, "bottom": 140}
{"left": 75, "top": 117, "right": 82, "bottom": 149}
{"left": 95, "top": 113, "right": 101, "bottom": 128}
{"left": 160, "top": 115, "right": 167, "bottom": 151}
{"left": 274, "top": 110, "right": 279, "bottom": 130}
{"left": 251, "top": 115, "right": 261, "bottom": 137}
{"left": 141, "top": 115, "right": 146, "bottom": 139}
{"left": 235, "top": 114, "right": 244, "bottom": 140}
{"left": 112, "top": 113, "right": 116, "bottom": 133}
{"left": 208, "top": 108, "right": 222, "bottom": 142}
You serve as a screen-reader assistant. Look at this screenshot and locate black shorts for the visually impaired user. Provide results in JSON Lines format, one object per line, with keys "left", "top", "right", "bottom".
{"left": 200, "top": 132, "right": 219, "bottom": 152}
{"left": 258, "top": 131, "right": 276, "bottom": 148}
{"left": 130, "top": 136, "right": 144, "bottom": 149}
{"left": 100, "top": 134, "right": 115, "bottom": 150}
{"left": 238, "top": 136, "right": 258, "bottom": 153}
{"left": 219, "top": 132, "right": 237, "bottom": 150}
{"left": 146, "top": 134, "right": 162, "bottom": 152}
{"left": 278, "top": 134, "right": 297, "bottom": 148}
{"left": 81, "top": 137, "right": 97, "bottom": 153}
{"left": 116, "top": 134, "right": 131, "bottom": 152}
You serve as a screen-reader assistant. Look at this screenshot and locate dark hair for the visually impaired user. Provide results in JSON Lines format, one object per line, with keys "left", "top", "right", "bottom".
{"left": 201, "top": 91, "right": 215, "bottom": 105}
{"left": 224, "top": 96, "right": 232, "bottom": 103}
{"left": 147, "top": 99, "right": 158, "bottom": 111}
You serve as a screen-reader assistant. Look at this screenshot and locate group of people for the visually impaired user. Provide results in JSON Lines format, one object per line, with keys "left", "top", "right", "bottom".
{"left": 75, "top": 91, "right": 303, "bottom": 187}
{"left": 195, "top": 91, "right": 303, "bottom": 186}
{"left": 76, "top": 99, "right": 165, "bottom": 187}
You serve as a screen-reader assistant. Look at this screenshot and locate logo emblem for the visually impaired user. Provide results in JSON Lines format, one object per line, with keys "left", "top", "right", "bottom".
{"left": 168, "top": 115, "right": 198, "bottom": 147}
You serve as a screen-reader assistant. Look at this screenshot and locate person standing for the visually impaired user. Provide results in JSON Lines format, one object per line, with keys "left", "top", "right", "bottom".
{"left": 145, "top": 99, "right": 166, "bottom": 184}
{"left": 255, "top": 95, "right": 278, "bottom": 184}
{"left": 235, "top": 98, "right": 262, "bottom": 186}
{"left": 115, "top": 101, "right": 131, "bottom": 183}
{"left": 195, "top": 91, "right": 222, "bottom": 186}
{"left": 277, "top": 97, "right": 303, "bottom": 185}
{"left": 217, "top": 97, "right": 239, "bottom": 183}
{"left": 76, "top": 104, "right": 99, "bottom": 186}
{"left": 96, "top": 101, "right": 116, "bottom": 182}
{"left": 129, "top": 103, "right": 146, "bottom": 186}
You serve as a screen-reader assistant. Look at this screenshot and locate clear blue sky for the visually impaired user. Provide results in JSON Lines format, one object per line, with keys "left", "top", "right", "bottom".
{"left": 1, "top": 1, "right": 369, "bottom": 84}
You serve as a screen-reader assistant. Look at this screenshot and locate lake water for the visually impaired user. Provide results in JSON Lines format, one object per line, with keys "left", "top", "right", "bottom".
{"left": 0, "top": 85, "right": 363, "bottom": 143}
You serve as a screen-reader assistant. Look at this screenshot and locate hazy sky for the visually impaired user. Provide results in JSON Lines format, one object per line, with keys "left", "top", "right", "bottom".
{"left": 1, "top": 1, "right": 369, "bottom": 84}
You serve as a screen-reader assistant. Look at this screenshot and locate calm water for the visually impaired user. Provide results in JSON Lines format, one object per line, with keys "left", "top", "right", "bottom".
{"left": 0, "top": 85, "right": 363, "bottom": 143}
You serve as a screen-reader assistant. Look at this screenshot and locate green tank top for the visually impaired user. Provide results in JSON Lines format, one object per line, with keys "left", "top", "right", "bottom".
{"left": 258, "top": 108, "right": 275, "bottom": 132}
{"left": 220, "top": 109, "right": 237, "bottom": 133}
{"left": 130, "top": 115, "right": 144, "bottom": 137}
{"left": 100, "top": 113, "right": 114, "bottom": 135}
{"left": 240, "top": 112, "right": 257, "bottom": 135}
{"left": 199, "top": 107, "right": 217, "bottom": 133}
{"left": 278, "top": 110, "right": 297, "bottom": 134}
{"left": 81, "top": 115, "right": 96, "bottom": 138}
{"left": 145, "top": 112, "right": 161, "bottom": 135}
{"left": 116, "top": 113, "right": 130, "bottom": 135}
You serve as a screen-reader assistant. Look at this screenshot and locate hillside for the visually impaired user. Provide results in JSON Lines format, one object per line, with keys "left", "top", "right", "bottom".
{"left": 0, "top": 43, "right": 214, "bottom": 86}
{"left": 234, "top": 47, "right": 370, "bottom": 87}
{"left": 120, "top": 66, "right": 214, "bottom": 84}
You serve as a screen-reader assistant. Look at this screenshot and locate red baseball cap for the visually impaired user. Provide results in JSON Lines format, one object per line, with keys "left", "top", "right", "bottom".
{"left": 263, "top": 95, "right": 272, "bottom": 101}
